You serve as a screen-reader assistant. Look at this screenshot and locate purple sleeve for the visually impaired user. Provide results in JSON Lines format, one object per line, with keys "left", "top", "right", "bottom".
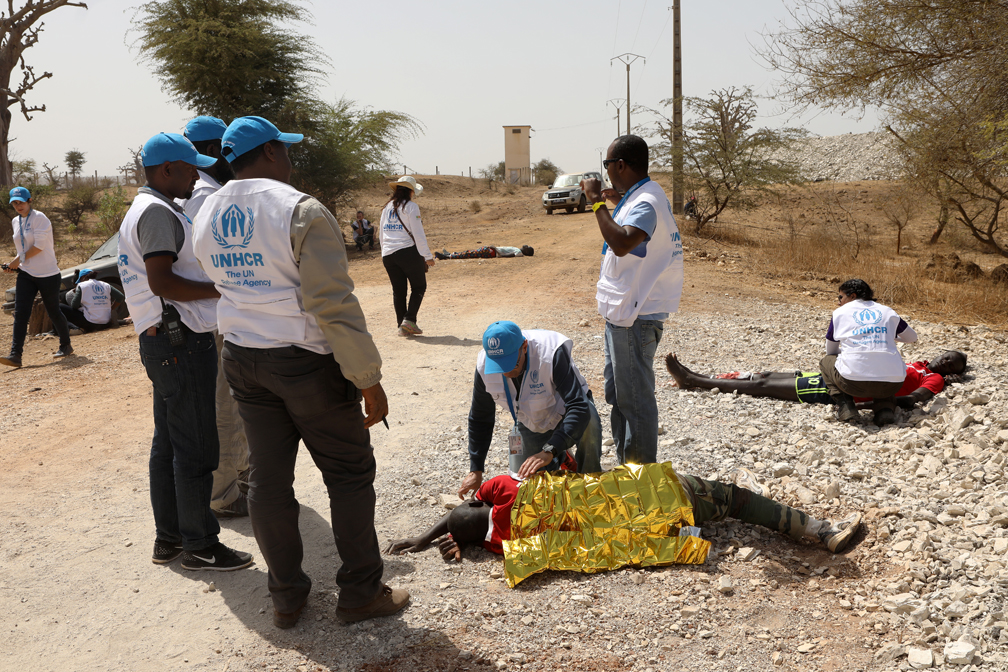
{"left": 825, "top": 318, "right": 837, "bottom": 342}
{"left": 896, "top": 318, "right": 908, "bottom": 335}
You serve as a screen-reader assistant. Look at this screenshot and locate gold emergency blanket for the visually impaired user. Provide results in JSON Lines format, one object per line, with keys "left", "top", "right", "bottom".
{"left": 502, "top": 462, "right": 710, "bottom": 587}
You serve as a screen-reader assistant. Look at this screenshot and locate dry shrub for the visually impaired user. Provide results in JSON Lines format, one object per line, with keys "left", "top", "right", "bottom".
{"left": 752, "top": 227, "right": 1008, "bottom": 322}
{"left": 469, "top": 199, "right": 482, "bottom": 214}
{"left": 684, "top": 221, "right": 757, "bottom": 247}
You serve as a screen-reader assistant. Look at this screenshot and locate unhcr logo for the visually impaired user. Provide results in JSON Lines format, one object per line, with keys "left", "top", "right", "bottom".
{"left": 853, "top": 308, "right": 882, "bottom": 327}
{"left": 211, "top": 204, "right": 256, "bottom": 250}
{"left": 531, "top": 370, "right": 539, "bottom": 384}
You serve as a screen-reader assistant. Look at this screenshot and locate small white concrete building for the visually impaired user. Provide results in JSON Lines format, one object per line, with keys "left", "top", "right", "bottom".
{"left": 503, "top": 125, "right": 531, "bottom": 185}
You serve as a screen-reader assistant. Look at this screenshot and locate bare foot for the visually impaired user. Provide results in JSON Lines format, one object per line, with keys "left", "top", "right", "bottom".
{"left": 665, "top": 353, "right": 699, "bottom": 389}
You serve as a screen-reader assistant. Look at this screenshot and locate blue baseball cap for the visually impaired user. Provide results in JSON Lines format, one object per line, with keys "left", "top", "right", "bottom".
{"left": 9, "top": 186, "right": 30, "bottom": 203}
{"left": 77, "top": 268, "right": 95, "bottom": 283}
{"left": 221, "top": 116, "right": 303, "bottom": 163}
{"left": 141, "top": 133, "right": 217, "bottom": 168}
{"left": 482, "top": 321, "right": 525, "bottom": 374}
{"left": 183, "top": 116, "right": 228, "bottom": 143}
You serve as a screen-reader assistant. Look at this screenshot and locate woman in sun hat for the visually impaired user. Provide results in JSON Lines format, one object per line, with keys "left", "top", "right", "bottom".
{"left": 378, "top": 175, "right": 435, "bottom": 336}
{"left": 1, "top": 186, "right": 73, "bottom": 367}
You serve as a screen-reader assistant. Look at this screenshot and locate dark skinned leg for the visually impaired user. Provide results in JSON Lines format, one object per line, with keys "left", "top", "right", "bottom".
{"left": 665, "top": 353, "right": 801, "bottom": 402}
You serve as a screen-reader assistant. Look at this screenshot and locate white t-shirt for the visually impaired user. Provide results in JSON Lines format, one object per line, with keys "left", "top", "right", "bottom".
{"left": 379, "top": 200, "right": 432, "bottom": 259}
{"left": 12, "top": 209, "right": 60, "bottom": 277}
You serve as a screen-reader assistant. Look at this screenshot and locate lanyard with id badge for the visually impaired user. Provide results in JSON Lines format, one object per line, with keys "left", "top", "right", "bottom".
{"left": 502, "top": 377, "right": 525, "bottom": 477}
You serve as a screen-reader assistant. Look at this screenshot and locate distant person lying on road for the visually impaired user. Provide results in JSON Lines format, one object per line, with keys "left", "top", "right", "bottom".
{"left": 434, "top": 245, "right": 534, "bottom": 260}
{"left": 665, "top": 351, "right": 967, "bottom": 410}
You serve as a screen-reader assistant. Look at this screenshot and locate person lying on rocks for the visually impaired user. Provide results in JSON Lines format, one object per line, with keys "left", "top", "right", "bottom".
{"left": 434, "top": 245, "right": 533, "bottom": 260}
{"left": 388, "top": 464, "right": 862, "bottom": 572}
{"left": 665, "top": 351, "right": 966, "bottom": 411}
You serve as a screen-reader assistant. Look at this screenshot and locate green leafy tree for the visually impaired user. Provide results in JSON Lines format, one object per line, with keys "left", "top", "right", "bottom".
{"left": 131, "top": 0, "right": 324, "bottom": 120}
{"left": 0, "top": 1, "right": 87, "bottom": 186}
{"left": 64, "top": 148, "right": 85, "bottom": 179}
{"left": 644, "top": 87, "right": 805, "bottom": 231}
{"left": 533, "top": 158, "right": 560, "bottom": 187}
{"left": 761, "top": 0, "right": 1008, "bottom": 256}
{"left": 11, "top": 157, "right": 35, "bottom": 182}
{"left": 131, "top": 0, "right": 419, "bottom": 208}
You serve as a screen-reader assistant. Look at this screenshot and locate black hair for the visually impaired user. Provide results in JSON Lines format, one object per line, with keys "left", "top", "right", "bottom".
{"left": 190, "top": 139, "right": 220, "bottom": 157}
{"left": 611, "top": 134, "right": 649, "bottom": 174}
{"left": 386, "top": 185, "right": 413, "bottom": 220}
{"left": 521, "top": 245, "right": 534, "bottom": 256}
{"left": 948, "top": 350, "right": 968, "bottom": 373}
{"left": 446, "top": 501, "right": 490, "bottom": 544}
{"left": 227, "top": 141, "right": 270, "bottom": 174}
{"left": 839, "top": 278, "right": 874, "bottom": 301}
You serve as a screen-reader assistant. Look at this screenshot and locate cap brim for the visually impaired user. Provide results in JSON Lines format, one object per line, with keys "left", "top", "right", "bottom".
{"left": 484, "top": 350, "right": 520, "bottom": 375}
{"left": 191, "top": 154, "right": 218, "bottom": 168}
{"left": 9, "top": 197, "right": 26, "bottom": 203}
{"left": 278, "top": 132, "right": 303, "bottom": 146}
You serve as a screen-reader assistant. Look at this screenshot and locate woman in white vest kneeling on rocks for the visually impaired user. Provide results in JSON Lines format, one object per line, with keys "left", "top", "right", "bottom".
{"left": 820, "top": 278, "right": 918, "bottom": 427}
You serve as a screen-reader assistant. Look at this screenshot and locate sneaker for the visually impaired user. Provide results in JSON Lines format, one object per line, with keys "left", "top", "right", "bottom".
{"left": 53, "top": 345, "right": 74, "bottom": 358}
{"left": 873, "top": 408, "right": 895, "bottom": 427}
{"left": 399, "top": 320, "right": 423, "bottom": 336}
{"left": 181, "top": 542, "right": 254, "bottom": 571}
{"left": 833, "top": 395, "right": 858, "bottom": 422}
{"left": 0, "top": 353, "right": 22, "bottom": 368}
{"left": 397, "top": 327, "right": 410, "bottom": 337}
{"left": 274, "top": 597, "right": 308, "bottom": 629}
{"left": 818, "top": 512, "right": 862, "bottom": 553}
{"left": 152, "top": 540, "right": 184, "bottom": 565}
{"left": 733, "top": 467, "right": 767, "bottom": 498}
{"left": 213, "top": 492, "right": 248, "bottom": 518}
{"left": 335, "top": 584, "right": 410, "bottom": 624}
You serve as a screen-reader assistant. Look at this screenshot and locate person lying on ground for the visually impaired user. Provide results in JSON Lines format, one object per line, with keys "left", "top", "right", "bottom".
{"left": 58, "top": 268, "right": 125, "bottom": 333}
{"left": 457, "top": 321, "right": 602, "bottom": 500}
{"left": 434, "top": 245, "right": 534, "bottom": 260}
{"left": 389, "top": 465, "right": 862, "bottom": 568}
{"left": 665, "top": 351, "right": 966, "bottom": 411}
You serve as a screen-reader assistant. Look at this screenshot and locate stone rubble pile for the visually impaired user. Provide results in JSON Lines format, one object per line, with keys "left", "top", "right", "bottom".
{"left": 772, "top": 131, "right": 905, "bottom": 183}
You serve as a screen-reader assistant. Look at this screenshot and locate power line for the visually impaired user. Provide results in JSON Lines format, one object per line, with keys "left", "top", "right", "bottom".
{"left": 612, "top": 53, "right": 645, "bottom": 135}
{"left": 535, "top": 118, "right": 612, "bottom": 133}
{"left": 608, "top": 0, "right": 622, "bottom": 97}
{"left": 629, "top": 0, "right": 649, "bottom": 53}
{"left": 647, "top": 6, "right": 673, "bottom": 58}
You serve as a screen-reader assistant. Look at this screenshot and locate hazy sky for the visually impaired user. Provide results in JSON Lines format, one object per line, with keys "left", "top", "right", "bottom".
{"left": 12, "top": 0, "right": 879, "bottom": 180}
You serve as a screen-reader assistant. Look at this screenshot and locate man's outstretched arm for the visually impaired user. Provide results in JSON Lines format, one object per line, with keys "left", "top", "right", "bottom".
{"left": 386, "top": 511, "right": 452, "bottom": 555}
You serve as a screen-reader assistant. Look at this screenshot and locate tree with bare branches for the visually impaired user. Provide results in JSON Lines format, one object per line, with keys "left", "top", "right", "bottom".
{"left": 0, "top": 1, "right": 88, "bottom": 186}
{"left": 761, "top": 0, "right": 1008, "bottom": 257}
{"left": 643, "top": 87, "right": 805, "bottom": 232}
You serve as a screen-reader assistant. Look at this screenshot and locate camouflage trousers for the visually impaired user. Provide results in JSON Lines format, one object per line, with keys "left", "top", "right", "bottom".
{"left": 676, "top": 474, "right": 810, "bottom": 542}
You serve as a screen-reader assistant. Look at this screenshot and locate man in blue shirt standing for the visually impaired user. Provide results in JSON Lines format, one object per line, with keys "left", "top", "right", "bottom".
{"left": 581, "top": 135, "right": 683, "bottom": 465}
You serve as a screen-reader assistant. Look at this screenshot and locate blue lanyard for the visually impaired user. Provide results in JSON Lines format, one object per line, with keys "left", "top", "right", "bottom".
{"left": 17, "top": 211, "right": 31, "bottom": 254}
{"left": 502, "top": 376, "right": 518, "bottom": 423}
{"left": 602, "top": 177, "right": 651, "bottom": 255}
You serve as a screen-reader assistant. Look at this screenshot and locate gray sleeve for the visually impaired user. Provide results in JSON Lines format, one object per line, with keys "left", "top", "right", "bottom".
{"left": 137, "top": 207, "right": 184, "bottom": 260}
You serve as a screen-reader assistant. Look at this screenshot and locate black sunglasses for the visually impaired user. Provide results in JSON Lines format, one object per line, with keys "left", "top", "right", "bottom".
{"left": 602, "top": 158, "right": 623, "bottom": 168}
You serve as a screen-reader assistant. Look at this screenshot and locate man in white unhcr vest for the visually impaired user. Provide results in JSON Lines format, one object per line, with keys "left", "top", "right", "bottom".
{"left": 582, "top": 135, "right": 683, "bottom": 465}
{"left": 820, "top": 278, "right": 918, "bottom": 427}
{"left": 117, "top": 132, "right": 254, "bottom": 574}
{"left": 457, "top": 321, "right": 603, "bottom": 499}
{"left": 191, "top": 116, "right": 409, "bottom": 629}
{"left": 179, "top": 115, "right": 250, "bottom": 520}
{"left": 59, "top": 267, "right": 124, "bottom": 332}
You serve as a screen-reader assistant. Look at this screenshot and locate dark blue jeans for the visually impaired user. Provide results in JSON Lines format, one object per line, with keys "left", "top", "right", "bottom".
{"left": 604, "top": 318, "right": 664, "bottom": 465}
{"left": 139, "top": 328, "right": 220, "bottom": 551}
{"left": 11, "top": 270, "right": 71, "bottom": 355}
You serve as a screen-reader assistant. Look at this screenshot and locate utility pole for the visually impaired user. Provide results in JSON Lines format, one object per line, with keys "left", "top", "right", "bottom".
{"left": 672, "top": 1, "right": 683, "bottom": 215}
{"left": 607, "top": 99, "right": 625, "bottom": 137}
{"left": 611, "top": 53, "right": 644, "bottom": 136}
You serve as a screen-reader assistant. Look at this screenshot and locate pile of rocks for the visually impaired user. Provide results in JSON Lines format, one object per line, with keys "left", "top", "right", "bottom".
{"left": 772, "top": 131, "right": 905, "bottom": 183}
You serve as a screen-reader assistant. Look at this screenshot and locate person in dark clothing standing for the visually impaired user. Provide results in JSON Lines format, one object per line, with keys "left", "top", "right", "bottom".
{"left": 2, "top": 187, "right": 73, "bottom": 367}
{"left": 378, "top": 176, "right": 434, "bottom": 336}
